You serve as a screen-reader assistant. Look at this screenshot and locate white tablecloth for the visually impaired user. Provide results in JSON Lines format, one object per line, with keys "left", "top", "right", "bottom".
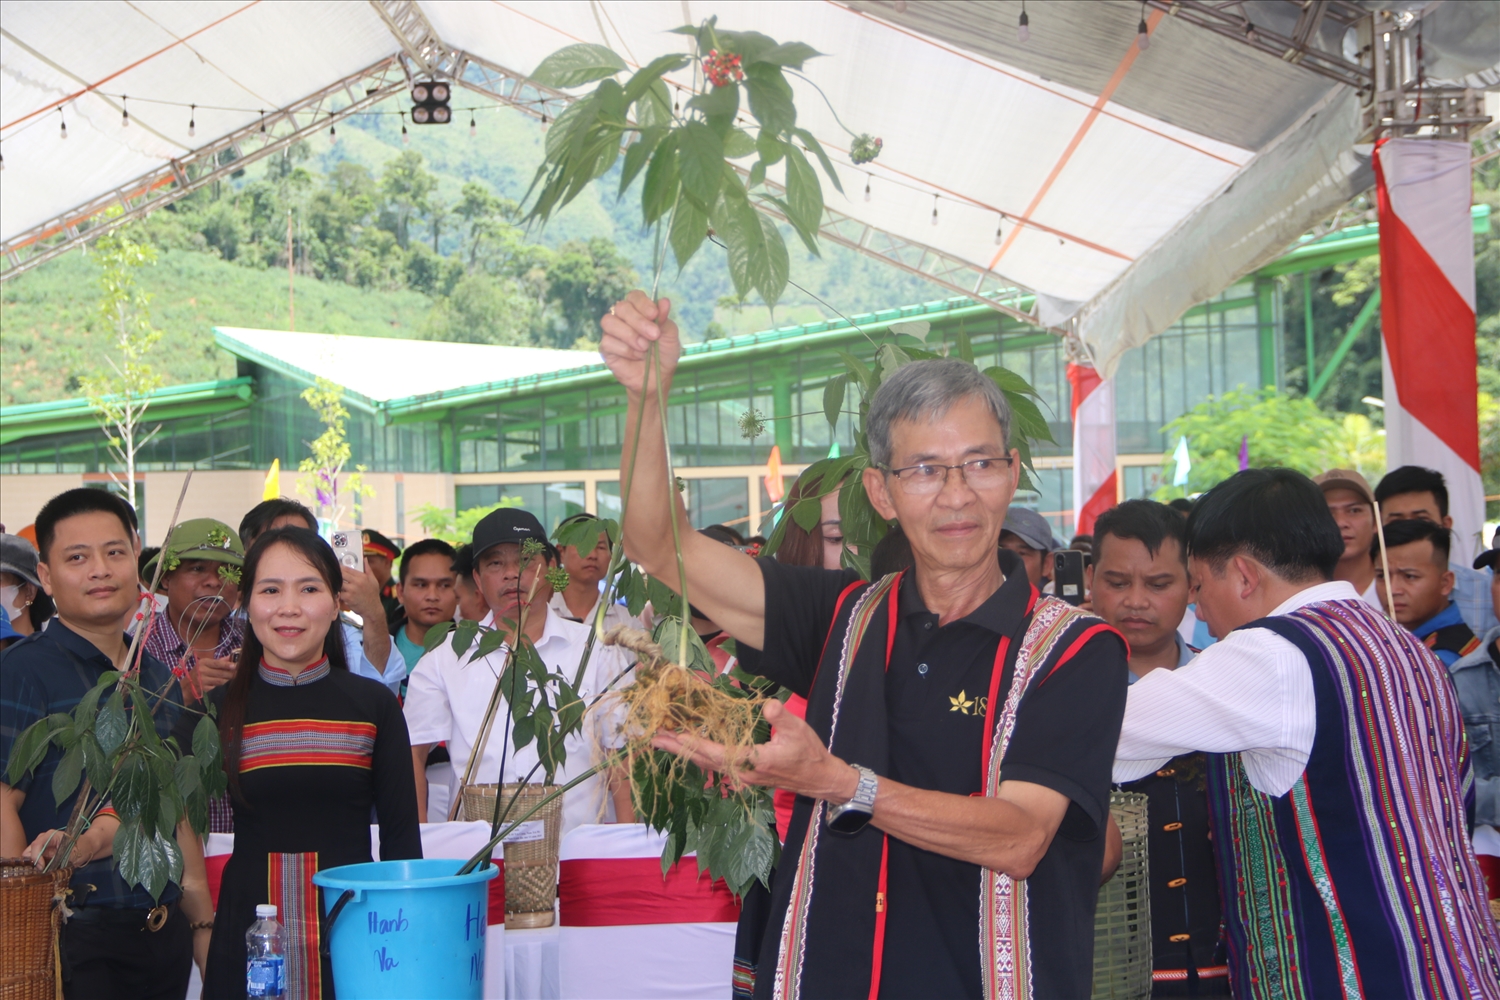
{"left": 504, "top": 918, "right": 560, "bottom": 1000}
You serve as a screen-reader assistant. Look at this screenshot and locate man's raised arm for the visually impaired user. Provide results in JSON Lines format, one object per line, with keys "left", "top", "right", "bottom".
{"left": 600, "top": 292, "right": 768, "bottom": 649}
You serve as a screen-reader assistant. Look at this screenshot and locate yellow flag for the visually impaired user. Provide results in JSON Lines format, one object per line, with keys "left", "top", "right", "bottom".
{"left": 262, "top": 458, "right": 281, "bottom": 501}
{"left": 764, "top": 445, "right": 784, "bottom": 503}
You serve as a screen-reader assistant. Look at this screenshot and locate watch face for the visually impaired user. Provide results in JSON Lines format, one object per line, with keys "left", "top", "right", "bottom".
{"left": 827, "top": 804, "right": 873, "bottom": 835}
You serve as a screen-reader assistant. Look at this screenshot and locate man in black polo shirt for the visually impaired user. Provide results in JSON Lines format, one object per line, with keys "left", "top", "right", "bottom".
{"left": 1, "top": 489, "right": 200, "bottom": 999}
{"left": 601, "top": 293, "right": 1128, "bottom": 999}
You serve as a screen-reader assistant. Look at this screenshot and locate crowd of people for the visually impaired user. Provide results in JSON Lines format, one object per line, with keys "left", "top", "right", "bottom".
{"left": 0, "top": 292, "right": 1497, "bottom": 999}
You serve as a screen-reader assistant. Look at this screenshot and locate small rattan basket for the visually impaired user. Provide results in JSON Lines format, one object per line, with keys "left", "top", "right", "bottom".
{"left": 461, "top": 783, "right": 564, "bottom": 929}
{"left": 1091, "top": 792, "right": 1152, "bottom": 1000}
{"left": 0, "top": 859, "right": 70, "bottom": 1000}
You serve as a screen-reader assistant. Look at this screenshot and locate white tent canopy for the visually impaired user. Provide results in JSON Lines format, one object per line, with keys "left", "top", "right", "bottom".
{"left": 3, "top": 1, "right": 1495, "bottom": 374}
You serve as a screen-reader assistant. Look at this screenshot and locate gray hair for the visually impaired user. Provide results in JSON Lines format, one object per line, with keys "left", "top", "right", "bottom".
{"left": 866, "top": 358, "right": 1012, "bottom": 468}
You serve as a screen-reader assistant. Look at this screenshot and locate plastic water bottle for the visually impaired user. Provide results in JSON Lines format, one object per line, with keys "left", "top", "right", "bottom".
{"left": 246, "top": 903, "right": 286, "bottom": 998}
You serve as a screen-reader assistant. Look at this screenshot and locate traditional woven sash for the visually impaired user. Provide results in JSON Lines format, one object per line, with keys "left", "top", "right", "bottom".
{"left": 769, "top": 573, "right": 1092, "bottom": 1000}
{"left": 268, "top": 851, "right": 322, "bottom": 1000}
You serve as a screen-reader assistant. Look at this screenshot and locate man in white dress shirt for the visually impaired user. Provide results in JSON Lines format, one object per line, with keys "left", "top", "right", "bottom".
{"left": 404, "top": 507, "right": 632, "bottom": 831}
{"left": 1115, "top": 468, "right": 1500, "bottom": 999}
{"left": 547, "top": 513, "right": 644, "bottom": 632}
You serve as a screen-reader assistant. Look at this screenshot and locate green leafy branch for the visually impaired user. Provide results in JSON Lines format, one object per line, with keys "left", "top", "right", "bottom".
{"left": 6, "top": 670, "right": 226, "bottom": 901}
{"left": 524, "top": 18, "right": 846, "bottom": 307}
{"left": 761, "top": 319, "right": 1055, "bottom": 577}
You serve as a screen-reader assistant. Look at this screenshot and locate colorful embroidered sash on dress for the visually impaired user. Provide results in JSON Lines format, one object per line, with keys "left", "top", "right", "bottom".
{"left": 268, "top": 852, "right": 321, "bottom": 1000}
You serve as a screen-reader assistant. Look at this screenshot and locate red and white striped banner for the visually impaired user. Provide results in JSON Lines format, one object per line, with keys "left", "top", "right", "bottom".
{"left": 1375, "top": 138, "right": 1484, "bottom": 561}
{"left": 1067, "top": 361, "right": 1117, "bottom": 536}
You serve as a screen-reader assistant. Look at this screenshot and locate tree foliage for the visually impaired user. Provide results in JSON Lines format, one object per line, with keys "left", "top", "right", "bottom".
{"left": 413, "top": 498, "right": 527, "bottom": 545}
{"left": 295, "top": 377, "right": 373, "bottom": 526}
{"left": 1153, "top": 389, "right": 1350, "bottom": 500}
{"left": 137, "top": 147, "right": 635, "bottom": 350}
{"left": 79, "top": 210, "right": 165, "bottom": 513}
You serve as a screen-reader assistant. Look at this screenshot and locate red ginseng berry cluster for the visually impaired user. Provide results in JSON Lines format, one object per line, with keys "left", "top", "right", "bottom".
{"left": 703, "top": 49, "right": 744, "bottom": 88}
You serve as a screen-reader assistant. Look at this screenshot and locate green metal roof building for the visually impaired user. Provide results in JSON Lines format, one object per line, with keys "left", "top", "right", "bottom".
{"left": 2, "top": 207, "right": 1486, "bottom": 542}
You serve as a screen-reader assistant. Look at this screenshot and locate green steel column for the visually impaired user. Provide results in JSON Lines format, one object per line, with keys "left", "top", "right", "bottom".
{"left": 1255, "top": 278, "right": 1279, "bottom": 389}
{"left": 440, "top": 415, "right": 456, "bottom": 473}
{"left": 772, "top": 366, "right": 794, "bottom": 456}
{"left": 1303, "top": 271, "right": 1315, "bottom": 390}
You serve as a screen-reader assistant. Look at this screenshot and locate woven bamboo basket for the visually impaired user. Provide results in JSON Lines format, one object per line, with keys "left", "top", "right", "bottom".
{"left": 1091, "top": 792, "right": 1152, "bottom": 1000}
{"left": 462, "top": 783, "right": 564, "bottom": 929}
{"left": 0, "top": 859, "right": 70, "bottom": 1000}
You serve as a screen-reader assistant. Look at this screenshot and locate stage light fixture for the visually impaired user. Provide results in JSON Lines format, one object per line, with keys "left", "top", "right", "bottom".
{"left": 411, "top": 80, "right": 452, "bottom": 125}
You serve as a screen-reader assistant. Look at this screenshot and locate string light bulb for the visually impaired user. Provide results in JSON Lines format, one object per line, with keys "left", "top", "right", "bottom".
{"left": 188, "top": 104, "right": 196, "bottom": 138}
{"left": 469, "top": 112, "right": 477, "bottom": 137}
{"left": 1137, "top": 3, "right": 1151, "bottom": 51}
{"left": 1, "top": 149, "right": 6, "bottom": 171}
{"left": 931, "top": 194, "right": 939, "bottom": 227}
{"left": 260, "top": 111, "right": 267, "bottom": 135}
{"left": 864, "top": 174, "right": 872, "bottom": 202}
{"left": 329, "top": 120, "right": 337, "bottom": 144}
{"left": 59, "top": 109, "right": 68, "bottom": 140}
{"left": 1018, "top": 1, "right": 1030, "bottom": 43}
{"left": 994, "top": 214, "right": 1004, "bottom": 245}
{"left": 401, "top": 112, "right": 410, "bottom": 144}
{"left": 121, "top": 95, "right": 129, "bottom": 127}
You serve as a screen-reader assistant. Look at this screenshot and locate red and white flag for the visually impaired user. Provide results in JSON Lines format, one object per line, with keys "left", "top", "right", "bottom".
{"left": 1375, "top": 138, "right": 1483, "bottom": 561}
{"left": 1067, "top": 361, "right": 1117, "bottom": 536}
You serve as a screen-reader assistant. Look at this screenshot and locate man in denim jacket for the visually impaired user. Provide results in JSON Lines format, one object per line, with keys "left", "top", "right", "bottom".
{"left": 1450, "top": 532, "right": 1500, "bottom": 840}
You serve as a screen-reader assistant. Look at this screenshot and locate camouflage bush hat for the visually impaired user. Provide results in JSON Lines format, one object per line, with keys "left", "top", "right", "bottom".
{"left": 144, "top": 518, "right": 245, "bottom": 582}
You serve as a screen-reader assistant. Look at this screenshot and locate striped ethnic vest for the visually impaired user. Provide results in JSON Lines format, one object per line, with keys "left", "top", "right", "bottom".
{"left": 1206, "top": 599, "right": 1500, "bottom": 999}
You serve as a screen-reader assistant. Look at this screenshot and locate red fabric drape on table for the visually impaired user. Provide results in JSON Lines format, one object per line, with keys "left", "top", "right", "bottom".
{"left": 1477, "top": 855, "right": 1500, "bottom": 901}
{"left": 558, "top": 858, "right": 741, "bottom": 926}
{"left": 206, "top": 853, "right": 229, "bottom": 908}
{"left": 488, "top": 860, "right": 505, "bottom": 925}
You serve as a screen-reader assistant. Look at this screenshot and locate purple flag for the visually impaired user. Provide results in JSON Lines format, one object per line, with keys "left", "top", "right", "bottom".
{"left": 1238, "top": 435, "right": 1250, "bottom": 471}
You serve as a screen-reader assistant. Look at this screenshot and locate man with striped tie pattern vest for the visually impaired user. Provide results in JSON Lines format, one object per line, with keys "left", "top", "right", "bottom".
{"left": 1115, "top": 468, "right": 1500, "bottom": 999}
{"left": 602, "top": 292, "right": 1130, "bottom": 1000}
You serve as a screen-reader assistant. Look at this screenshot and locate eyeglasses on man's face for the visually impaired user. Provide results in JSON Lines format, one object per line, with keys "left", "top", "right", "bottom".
{"left": 879, "top": 456, "right": 1014, "bottom": 495}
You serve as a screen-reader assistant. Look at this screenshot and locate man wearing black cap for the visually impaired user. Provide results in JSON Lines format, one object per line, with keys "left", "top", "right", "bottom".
{"left": 998, "top": 506, "right": 1057, "bottom": 590}
{"left": 402, "top": 508, "right": 633, "bottom": 829}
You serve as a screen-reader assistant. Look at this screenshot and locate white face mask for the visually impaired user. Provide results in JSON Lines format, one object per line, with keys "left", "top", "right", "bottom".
{"left": 1, "top": 584, "right": 25, "bottom": 623}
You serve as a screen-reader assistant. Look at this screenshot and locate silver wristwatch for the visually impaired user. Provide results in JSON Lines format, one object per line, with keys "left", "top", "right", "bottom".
{"left": 826, "top": 764, "right": 879, "bottom": 834}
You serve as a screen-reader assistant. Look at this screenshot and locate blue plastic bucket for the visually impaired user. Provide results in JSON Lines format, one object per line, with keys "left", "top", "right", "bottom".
{"left": 313, "top": 859, "right": 498, "bottom": 999}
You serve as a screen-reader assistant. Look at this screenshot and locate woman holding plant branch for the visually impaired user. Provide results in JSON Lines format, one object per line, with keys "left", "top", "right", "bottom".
{"left": 186, "top": 527, "right": 420, "bottom": 999}
{"left": 600, "top": 293, "right": 1129, "bottom": 1000}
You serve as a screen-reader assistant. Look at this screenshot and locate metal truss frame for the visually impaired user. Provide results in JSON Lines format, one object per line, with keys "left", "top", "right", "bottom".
{"left": 0, "top": 56, "right": 412, "bottom": 281}
{"left": 1144, "top": 1, "right": 1491, "bottom": 143}
{"left": 1144, "top": 0, "right": 1371, "bottom": 91}
{"left": 2, "top": 0, "right": 1055, "bottom": 331}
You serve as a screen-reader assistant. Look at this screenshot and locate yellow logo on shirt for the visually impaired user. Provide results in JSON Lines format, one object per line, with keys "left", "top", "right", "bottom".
{"left": 949, "top": 690, "right": 988, "bottom": 716}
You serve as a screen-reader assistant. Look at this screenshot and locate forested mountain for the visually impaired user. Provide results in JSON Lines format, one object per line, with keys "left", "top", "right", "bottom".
{"left": 1, "top": 96, "right": 939, "bottom": 404}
